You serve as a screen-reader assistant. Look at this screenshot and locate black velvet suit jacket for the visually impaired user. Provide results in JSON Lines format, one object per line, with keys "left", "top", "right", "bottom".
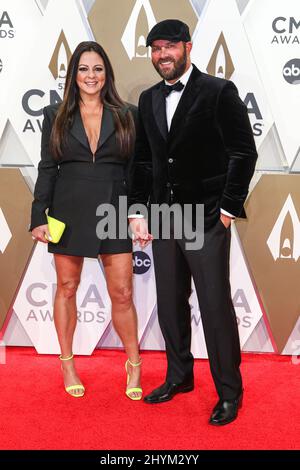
{"left": 129, "top": 65, "right": 258, "bottom": 225}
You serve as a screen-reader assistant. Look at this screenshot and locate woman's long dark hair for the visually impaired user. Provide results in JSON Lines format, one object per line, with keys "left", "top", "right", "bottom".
{"left": 50, "top": 41, "right": 135, "bottom": 158}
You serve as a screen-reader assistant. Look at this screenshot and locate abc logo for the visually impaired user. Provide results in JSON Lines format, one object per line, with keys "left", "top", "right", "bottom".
{"left": 133, "top": 251, "right": 151, "bottom": 275}
{"left": 282, "top": 59, "right": 300, "bottom": 84}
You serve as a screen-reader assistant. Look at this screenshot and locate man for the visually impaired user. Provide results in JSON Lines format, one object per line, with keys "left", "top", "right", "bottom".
{"left": 129, "top": 19, "right": 257, "bottom": 425}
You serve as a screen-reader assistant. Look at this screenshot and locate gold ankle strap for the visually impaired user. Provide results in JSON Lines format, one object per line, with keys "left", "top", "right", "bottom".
{"left": 127, "top": 358, "right": 142, "bottom": 367}
{"left": 59, "top": 354, "right": 74, "bottom": 361}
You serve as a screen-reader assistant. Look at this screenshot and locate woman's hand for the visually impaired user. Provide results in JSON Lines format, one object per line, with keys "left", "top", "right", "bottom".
{"left": 129, "top": 218, "right": 153, "bottom": 248}
{"left": 31, "top": 224, "right": 52, "bottom": 243}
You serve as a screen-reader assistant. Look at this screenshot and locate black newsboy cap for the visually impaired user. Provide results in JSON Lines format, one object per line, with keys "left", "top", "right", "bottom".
{"left": 146, "top": 19, "right": 191, "bottom": 47}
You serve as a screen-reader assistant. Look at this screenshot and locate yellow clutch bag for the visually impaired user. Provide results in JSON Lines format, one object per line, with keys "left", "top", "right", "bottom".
{"left": 46, "top": 215, "right": 66, "bottom": 243}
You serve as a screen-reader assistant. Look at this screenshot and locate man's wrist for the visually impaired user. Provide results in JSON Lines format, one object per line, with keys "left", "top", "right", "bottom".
{"left": 220, "top": 209, "right": 235, "bottom": 219}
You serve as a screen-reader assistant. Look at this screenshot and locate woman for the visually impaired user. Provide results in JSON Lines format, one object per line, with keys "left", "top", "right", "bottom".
{"left": 30, "top": 41, "right": 142, "bottom": 400}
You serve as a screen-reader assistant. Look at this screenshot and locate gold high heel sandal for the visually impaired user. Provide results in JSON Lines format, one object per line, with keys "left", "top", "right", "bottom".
{"left": 125, "top": 358, "right": 142, "bottom": 401}
{"left": 59, "top": 354, "right": 85, "bottom": 398}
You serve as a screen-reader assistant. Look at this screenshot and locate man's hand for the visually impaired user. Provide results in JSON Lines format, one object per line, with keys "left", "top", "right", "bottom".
{"left": 220, "top": 213, "right": 233, "bottom": 229}
{"left": 129, "top": 218, "right": 153, "bottom": 248}
{"left": 31, "top": 224, "right": 52, "bottom": 243}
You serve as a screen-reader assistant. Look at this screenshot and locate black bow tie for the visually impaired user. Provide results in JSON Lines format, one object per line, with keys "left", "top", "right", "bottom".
{"left": 161, "top": 81, "right": 184, "bottom": 97}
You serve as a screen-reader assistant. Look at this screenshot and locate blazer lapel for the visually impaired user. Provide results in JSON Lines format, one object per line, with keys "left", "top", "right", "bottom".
{"left": 69, "top": 108, "right": 89, "bottom": 150}
{"left": 152, "top": 85, "right": 168, "bottom": 141}
{"left": 69, "top": 106, "right": 115, "bottom": 152}
{"left": 98, "top": 106, "right": 115, "bottom": 149}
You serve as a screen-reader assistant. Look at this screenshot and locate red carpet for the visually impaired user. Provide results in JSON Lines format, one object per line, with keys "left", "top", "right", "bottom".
{"left": 0, "top": 347, "right": 299, "bottom": 450}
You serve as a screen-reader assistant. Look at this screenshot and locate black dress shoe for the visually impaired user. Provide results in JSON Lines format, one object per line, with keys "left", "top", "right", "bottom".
{"left": 144, "top": 380, "right": 194, "bottom": 404}
{"left": 209, "top": 392, "right": 243, "bottom": 426}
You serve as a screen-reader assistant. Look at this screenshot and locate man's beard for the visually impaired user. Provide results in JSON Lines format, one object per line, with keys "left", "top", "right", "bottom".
{"left": 153, "top": 46, "right": 188, "bottom": 81}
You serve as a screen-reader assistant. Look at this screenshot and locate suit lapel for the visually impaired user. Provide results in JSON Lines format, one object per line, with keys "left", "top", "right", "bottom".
{"left": 98, "top": 106, "right": 115, "bottom": 149}
{"left": 168, "top": 66, "right": 202, "bottom": 143}
{"left": 152, "top": 85, "right": 168, "bottom": 141}
{"left": 69, "top": 105, "right": 115, "bottom": 152}
{"left": 69, "top": 108, "right": 89, "bottom": 150}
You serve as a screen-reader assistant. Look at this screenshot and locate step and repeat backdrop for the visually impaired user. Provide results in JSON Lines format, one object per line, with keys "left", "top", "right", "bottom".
{"left": 0, "top": 0, "right": 299, "bottom": 356}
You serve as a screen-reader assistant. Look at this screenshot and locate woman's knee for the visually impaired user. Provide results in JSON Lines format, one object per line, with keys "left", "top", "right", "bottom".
{"left": 57, "top": 279, "right": 80, "bottom": 299}
{"left": 109, "top": 285, "right": 133, "bottom": 306}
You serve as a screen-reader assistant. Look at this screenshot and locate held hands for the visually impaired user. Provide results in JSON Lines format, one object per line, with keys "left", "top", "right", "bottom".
{"left": 129, "top": 218, "right": 153, "bottom": 248}
{"left": 31, "top": 224, "right": 52, "bottom": 243}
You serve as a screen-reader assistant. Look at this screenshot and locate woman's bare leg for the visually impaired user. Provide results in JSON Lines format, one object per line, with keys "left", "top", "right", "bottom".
{"left": 100, "top": 253, "right": 141, "bottom": 398}
{"left": 54, "top": 254, "right": 84, "bottom": 396}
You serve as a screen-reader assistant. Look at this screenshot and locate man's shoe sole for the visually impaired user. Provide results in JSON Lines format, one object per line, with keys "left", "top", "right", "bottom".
{"left": 208, "top": 414, "right": 238, "bottom": 426}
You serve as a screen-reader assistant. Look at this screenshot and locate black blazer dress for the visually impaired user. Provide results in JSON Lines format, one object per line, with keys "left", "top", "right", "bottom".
{"left": 30, "top": 103, "right": 136, "bottom": 258}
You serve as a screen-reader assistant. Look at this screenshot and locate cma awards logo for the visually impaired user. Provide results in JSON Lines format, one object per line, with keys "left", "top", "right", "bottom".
{"left": 207, "top": 32, "right": 235, "bottom": 80}
{"left": 267, "top": 194, "right": 300, "bottom": 262}
{"left": 133, "top": 251, "right": 151, "bottom": 274}
{"left": 48, "top": 30, "right": 72, "bottom": 84}
{"left": 121, "top": 0, "right": 156, "bottom": 60}
{"left": 21, "top": 31, "right": 72, "bottom": 134}
{"left": 0, "top": 10, "right": 15, "bottom": 39}
{"left": 207, "top": 32, "right": 263, "bottom": 137}
{"left": 271, "top": 17, "right": 300, "bottom": 45}
{"left": 25, "top": 280, "right": 107, "bottom": 324}
{"left": 191, "top": 288, "right": 254, "bottom": 329}
{"left": 0, "top": 208, "right": 12, "bottom": 254}
{"left": 283, "top": 58, "right": 300, "bottom": 85}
